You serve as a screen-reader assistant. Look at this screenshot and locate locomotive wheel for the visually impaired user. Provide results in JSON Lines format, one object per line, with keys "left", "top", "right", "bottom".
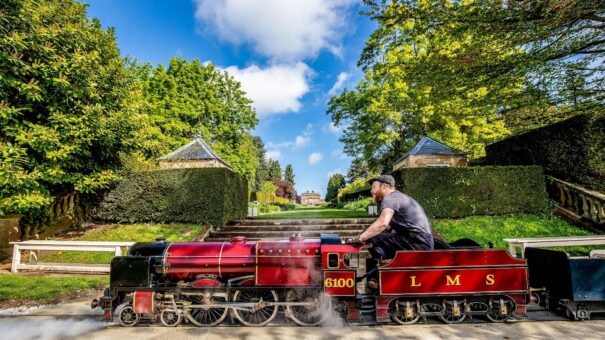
{"left": 285, "top": 289, "right": 331, "bottom": 326}
{"left": 185, "top": 293, "right": 229, "bottom": 327}
{"left": 115, "top": 303, "right": 140, "bottom": 327}
{"left": 389, "top": 299, "right": 420, "bottom": 325}
{"left": 232, "top": 290, "right": 279, "bottom": 326}
{"left": 160, "top": 309, "right": 182, "bottom": 327}
{"left": 439, "top": 300, "right": 467, "bottom": 324}
{"left": 486, "top": 296, "right": 515, "bottom": 323}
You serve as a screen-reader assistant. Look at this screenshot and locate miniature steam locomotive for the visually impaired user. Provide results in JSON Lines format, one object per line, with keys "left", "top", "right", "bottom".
{"left": 93, "top": 233, "right": 560, "bottom": 327}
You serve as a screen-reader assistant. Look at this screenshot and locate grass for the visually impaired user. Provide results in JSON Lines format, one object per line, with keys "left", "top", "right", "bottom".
{"left": 0, "top": 273, "right": 108, "bottom": 304}
{"left": 433, "top": 214, "right": 597, "bottom": 255}
{"left": 259, "top": 206, "right": 370, "bottom": 219}
{"left": 38, "top": 223, "right": 207, "bottom": 264}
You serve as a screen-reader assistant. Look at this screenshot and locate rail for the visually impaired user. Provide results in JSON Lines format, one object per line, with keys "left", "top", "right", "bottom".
{"left": 504, "top": 236, "right": 605, "bottom": 258}
{"left": 10, "top": 240, "right": 135, "bottom": 273}
{"left": 550, "top": 178, "right": 605, "bottom": 225}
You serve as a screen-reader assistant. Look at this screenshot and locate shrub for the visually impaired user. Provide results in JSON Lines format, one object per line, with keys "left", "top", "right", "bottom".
{"left": 95, "top": 168, "right": 248, "bottom": 226}
{"left": 391, "top": 166, "right": 549, "bottom": 218}
{"left": 343, "top": 197, "right": 375, "bottom": 211}
{"left": 484, "top": 114, "right": 604, "bottom": 192}
{"left": 337, "top": 178, "right": 371, "bottom": 202}
{"left": 258, "top": 205, "right": 281, "bottom": 214}
{"left": 251, "top": 192, "right": 290, "bottom": 204}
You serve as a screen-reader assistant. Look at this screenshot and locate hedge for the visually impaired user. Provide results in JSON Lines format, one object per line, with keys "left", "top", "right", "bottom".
{"left": 95, "top": 168, "right": 248, "bottom": 226}
{"left": 483, "top": 114, "right": 604, "bottom": 192}
{"left": 250, "top": 192, "right": 290, "bottom": 204}
{"left": 391, "top": 166, "right": 549, "bottom": 218}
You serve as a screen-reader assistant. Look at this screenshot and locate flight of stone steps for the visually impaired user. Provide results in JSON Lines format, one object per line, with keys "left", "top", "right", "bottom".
{"left": 204, "top": 218, "right": 375, "bottom": 242}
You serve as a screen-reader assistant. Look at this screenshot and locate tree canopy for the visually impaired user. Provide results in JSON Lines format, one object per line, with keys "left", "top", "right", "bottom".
{"left": 329, "top": 0, "right": 604, "bottom": 172}
{"left": 0, "top": 0, "right": 138, "bottom": 220}
{"left": 0, "top": 0, "right": 264, "bottom": 220}
{"left": 326, "top": 173, "right": 346, "bottom": 202}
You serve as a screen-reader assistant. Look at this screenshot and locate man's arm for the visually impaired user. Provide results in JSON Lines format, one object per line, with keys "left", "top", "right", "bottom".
{"left": 359, "top": 208, "right": 394, "bottom": 242}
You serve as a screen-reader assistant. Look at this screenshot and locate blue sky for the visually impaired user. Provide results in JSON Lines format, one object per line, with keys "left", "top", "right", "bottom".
{"left": 84, "top": 0, "right": 376, "bottom": 197}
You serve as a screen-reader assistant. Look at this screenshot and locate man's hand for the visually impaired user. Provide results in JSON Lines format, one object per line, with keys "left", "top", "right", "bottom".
{"left": 345, "top": 237, "right": 365, "bottom": 246}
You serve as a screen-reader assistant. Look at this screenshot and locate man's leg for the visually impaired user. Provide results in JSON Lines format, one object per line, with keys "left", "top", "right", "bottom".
{"left": 367, "top": 232, "right": 415, "bottom": 259}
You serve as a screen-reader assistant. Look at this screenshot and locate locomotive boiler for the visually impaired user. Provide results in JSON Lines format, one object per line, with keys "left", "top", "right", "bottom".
{"left": 93, "top": 233, "right": 537, "bottom": 327}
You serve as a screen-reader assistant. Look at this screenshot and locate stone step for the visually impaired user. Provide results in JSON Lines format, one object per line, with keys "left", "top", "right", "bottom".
{"left": 229, "top": 218, "right": 375, "bottom": 226}
{"left": 208, "top": 230, "right": 361, "bottom": 238}
{"left": 219, "top": 224, "right": 369, "bottom": 232}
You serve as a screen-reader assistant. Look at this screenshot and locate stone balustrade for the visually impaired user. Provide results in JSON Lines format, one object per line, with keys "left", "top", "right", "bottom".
{"left": 551, "top": 178, "right": 605, "bottom": 225}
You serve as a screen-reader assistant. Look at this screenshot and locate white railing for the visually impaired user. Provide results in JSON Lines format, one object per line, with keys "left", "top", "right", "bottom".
{"left": 504, "top": 236, "right": 605, "bottom": 258}
{"left": 10, "top": 240, "right": 135, "bottom": 273}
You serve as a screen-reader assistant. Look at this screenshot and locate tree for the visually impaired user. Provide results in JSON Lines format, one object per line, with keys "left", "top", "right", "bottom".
{"left": 326, "top": 173, "right": 346, "bottom": 202}
{"left": 284, "top": 164, "right": 295, "bottom": 188}
{"left": 272, "top": 179, "right": 296, "bottom": 200}
{"left": 260, "top": 181, "right": 277, "bottom": 194}
{"left": 133, "top": 57, "right": 260, "bottom": 182}
{"left": 347, "top": 158, "right": 370, "bottom": 183}
{"left": 265, "top": 159, "right": 282, "bottom": 181}
{"left": 329, "top": 1, "right": 529, "bottom": 170}
{"left": 251, "top": 136, "right": 266, "bottom": 192}
{"left": 0, "top": 0, "right": 137, "bottom": 221}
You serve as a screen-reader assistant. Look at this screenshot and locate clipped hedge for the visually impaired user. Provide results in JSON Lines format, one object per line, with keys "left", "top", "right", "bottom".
{"left": 250, "top": 192, "right": 290, "bottom": 204}
{"left": 95, "top": 168, "right": 248, "bottom": 226}
{"left": 391, "top": 166, "right": 549, "bottom": 218}
{"left": 484, "top": 114, "right": 604, "bottom": 192}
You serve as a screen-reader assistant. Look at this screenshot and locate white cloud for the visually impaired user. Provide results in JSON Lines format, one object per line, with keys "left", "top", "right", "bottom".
{"left": 194, "top": 0, "right": 354, "bottom": 62}
{"left": 326, "top": 168, "right": 344, "bottom": 179}
{"left": 308, "top": 152, "right": 323, "bottom": 165}
{"left": 267, "top": 124, "right": 313, "bottom": 150}
{"left": 294, "top": 135, "right": 311, "bottom": 149}
{"left": 328, "top": 72, "right": 350, "bottom": 96}
{"left": 331, "top": 149, "right": 349, "bottom": 160}
{"left": 223, "top": 63, "right": 312, "bottom": 116}
{"left": 265, "top": 150, "right": 282, "bottom": 160}
{"left": 322, "top": 122, "right": 342, "bottom": 135}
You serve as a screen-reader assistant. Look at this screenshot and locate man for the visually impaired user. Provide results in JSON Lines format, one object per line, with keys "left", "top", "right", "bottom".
{"left": 348, "top": 175, "right": 434, "bottom": 259}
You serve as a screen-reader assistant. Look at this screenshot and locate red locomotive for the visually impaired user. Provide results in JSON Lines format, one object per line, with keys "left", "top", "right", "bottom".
{"left": 92, "top": 234, "right": 530, "bottom": 327}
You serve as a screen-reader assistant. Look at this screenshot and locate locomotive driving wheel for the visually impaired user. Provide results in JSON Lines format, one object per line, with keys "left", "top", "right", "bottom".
{"left": 486, "top": 296, "right": 515, "bottom": 323}
{"left": 232, "top": 290, "right": 279, "bottom": 326}
{"left": 285, "top": 289, "right": 331, "bottom": 326}
{"left": 389, "top": 299, "right": 421, "bottom": 325}
{"left": 184, "top": 292, "right": 229, "bottom": 327}
{"left": 115, "top": 303, "right": 140, "bottom": 327}
{"left": 439, "top": 299, "right": 467, "bottom": 324}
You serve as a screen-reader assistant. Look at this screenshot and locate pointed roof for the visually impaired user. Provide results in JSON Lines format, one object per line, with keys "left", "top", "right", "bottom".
{"left": 394, "top": 136, "right": 466, "bottom": 164}
{"left": 157, "top": 138, "right": 229, "bottom": 165}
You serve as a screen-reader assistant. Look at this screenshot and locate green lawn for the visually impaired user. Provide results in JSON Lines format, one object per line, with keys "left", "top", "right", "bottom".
{"left": 433, "top": 214, "right": 597, "bottom": 255}
{"left": 259, "top": 207, "right": 370, "bottom": 219}
{"left": 0, "top": 273, "right": 107, "bottom": 304}
{"left": 39, "top": 223, "right": 207, "bottom": 264}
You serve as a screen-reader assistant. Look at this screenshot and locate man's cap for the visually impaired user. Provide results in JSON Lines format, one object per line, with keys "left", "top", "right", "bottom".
{"left": 367, "top": 174, "right": 395, "bottom": 186}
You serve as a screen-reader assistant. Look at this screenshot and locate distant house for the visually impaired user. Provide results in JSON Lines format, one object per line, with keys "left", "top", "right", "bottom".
{"left": 392, "top": 136, "right": 467, "bottom": 171}
{"left": 157, "top": 137, "right": 232, "bottom": 170}
{"left": 300, "top": 191, "right": 325, "bottom": 206}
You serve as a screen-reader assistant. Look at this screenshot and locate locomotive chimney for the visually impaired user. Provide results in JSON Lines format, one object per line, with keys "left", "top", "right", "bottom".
{"left": 231, "top": 236, "right": 247, "bottom": 244}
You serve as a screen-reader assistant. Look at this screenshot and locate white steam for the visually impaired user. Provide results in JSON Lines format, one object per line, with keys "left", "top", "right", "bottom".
{"left": 0, "top": 317, "right": 105, "bottom": 340}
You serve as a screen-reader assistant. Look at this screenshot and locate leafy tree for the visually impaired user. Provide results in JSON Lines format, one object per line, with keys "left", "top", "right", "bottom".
{"left": 347, "top": 158, "right": 370, "bottom": 183}
{"left": 265, "top": 159, "right": 282, "bottom": 181}
{"left": 272, "top": 179, "right": 296, "bottom": 200}
{"left": 251, "top": 136, "right": 266, "bottom": 191}
{"left": 284, "top": 164, "right": 295, "bottom": 188}
{"left": 260, "top": 181, "right": 277, "bottom": 194}
{"left": 326, "top": 173, "right": 346, "bottom": 202}
{"left": 133, "top": 57, "right": 260, "bottom": 182}
{"left": 329, "top": 1, "right": 530, "bottom": 170}
{"left": 0, "top": 0, "right": 137, "bottom": 220}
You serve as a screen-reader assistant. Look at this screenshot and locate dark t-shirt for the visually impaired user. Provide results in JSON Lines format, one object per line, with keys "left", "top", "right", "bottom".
{"left": 380, "top": 190, "right": 432, "bottom": 237}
